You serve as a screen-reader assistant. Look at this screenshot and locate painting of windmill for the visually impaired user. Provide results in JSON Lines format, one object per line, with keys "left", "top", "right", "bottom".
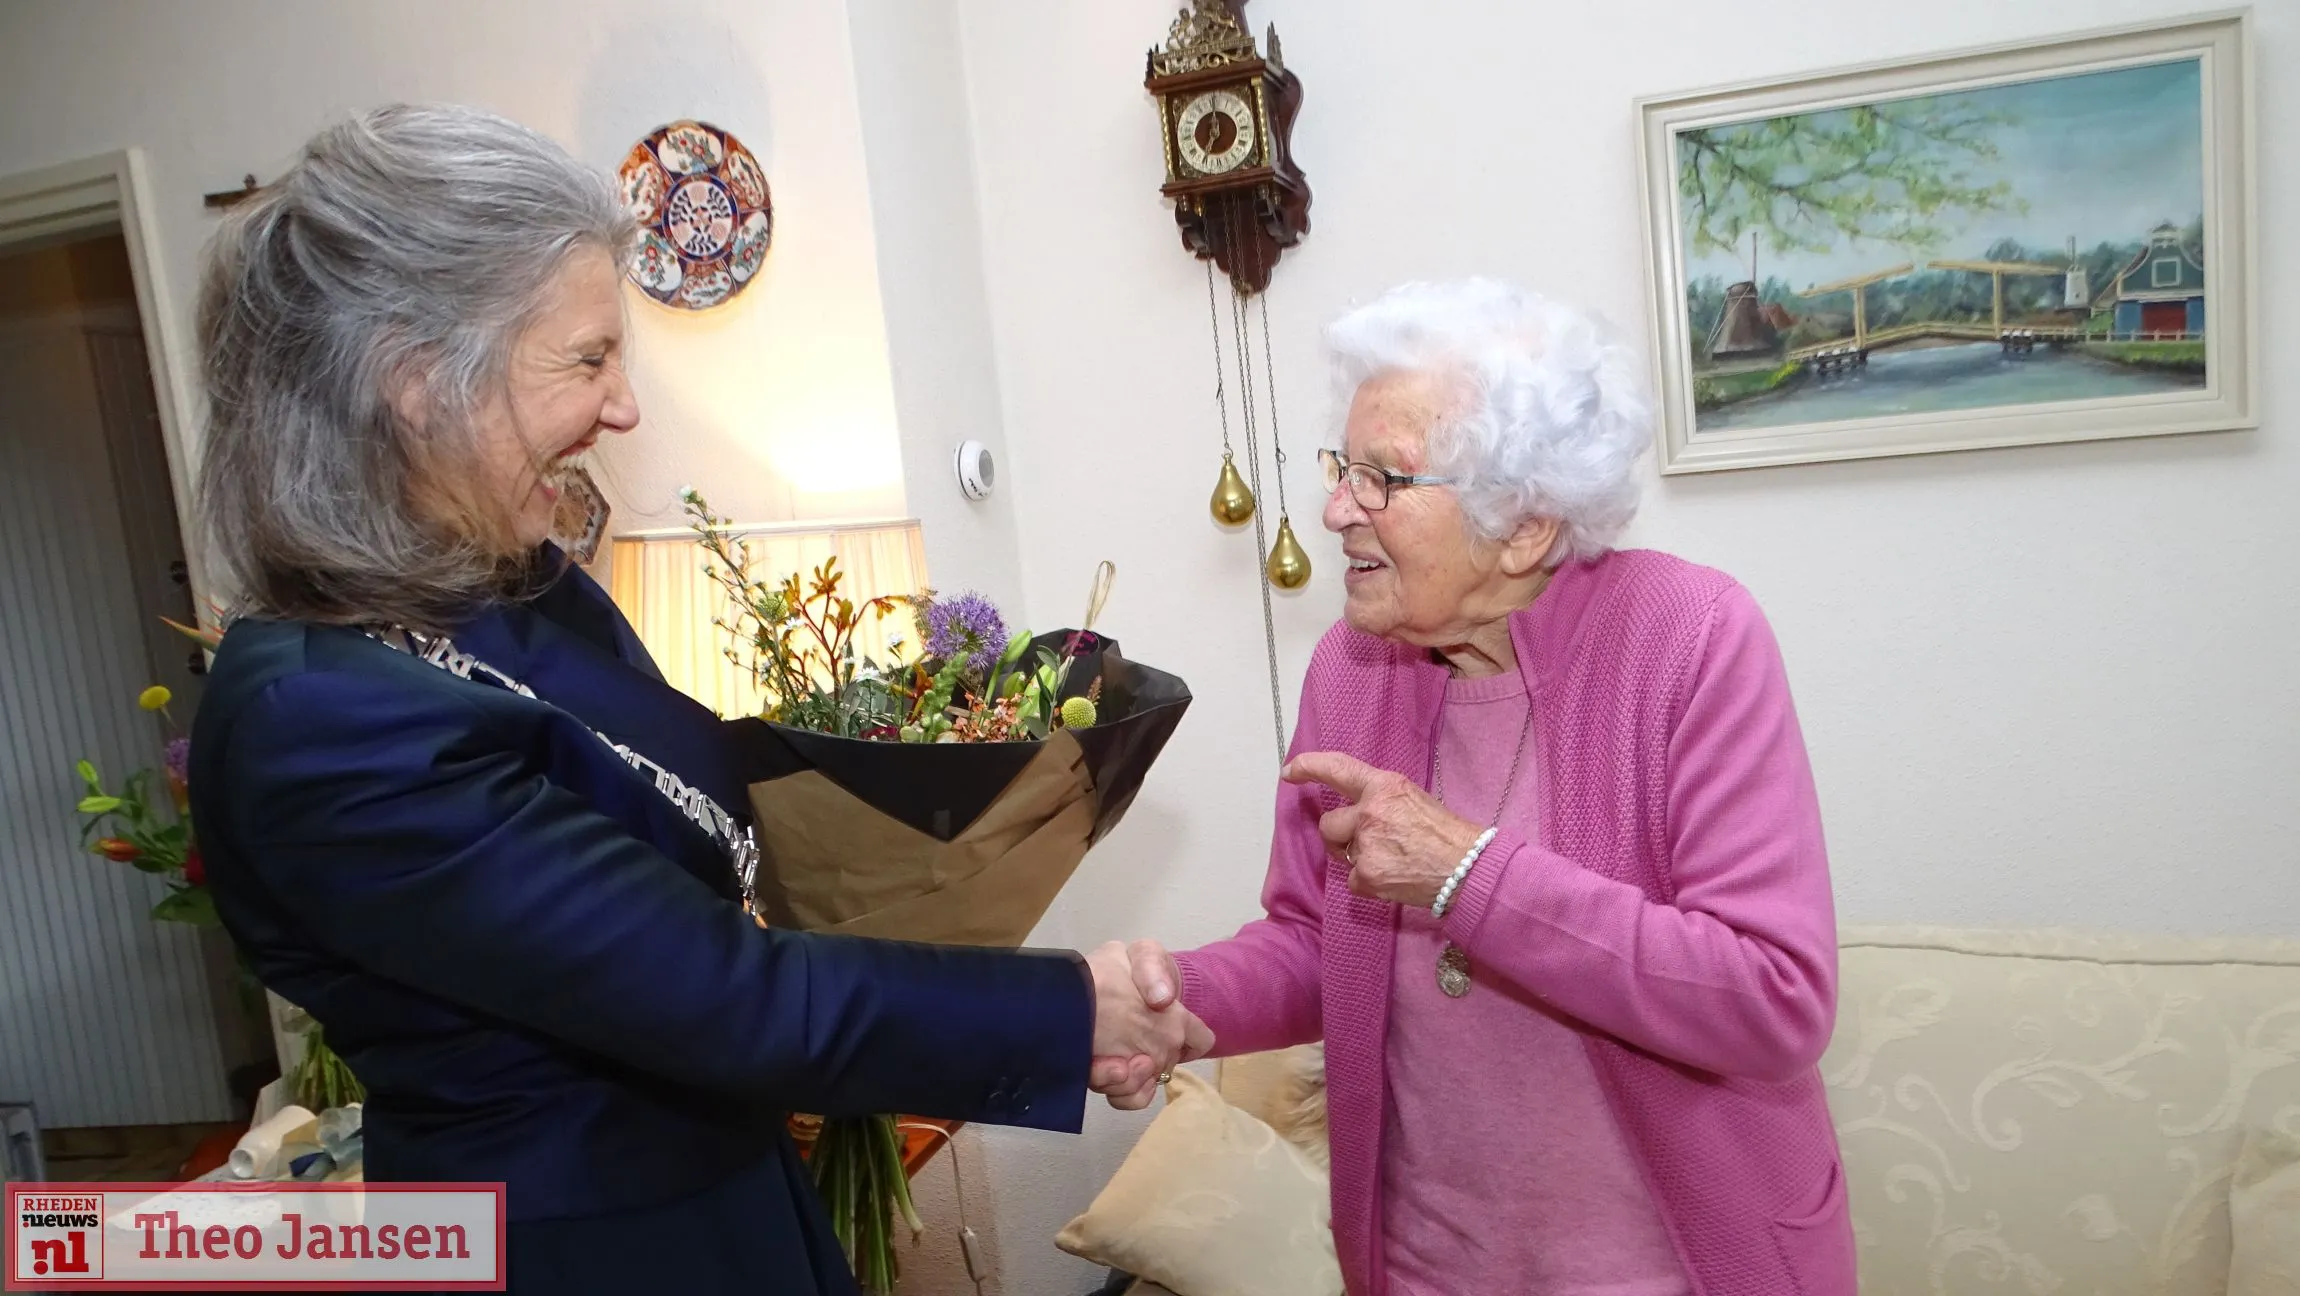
{"left": 1674, "top": 57, "right": 2209, "bottom": 433}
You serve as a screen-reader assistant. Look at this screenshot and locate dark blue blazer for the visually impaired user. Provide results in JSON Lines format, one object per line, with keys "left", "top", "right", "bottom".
{"left": 188, "top": 563, "right": 1093, "bottom": 1294}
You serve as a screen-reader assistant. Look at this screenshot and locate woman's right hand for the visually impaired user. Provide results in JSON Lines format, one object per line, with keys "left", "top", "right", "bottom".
{"left": 1086, "top": 940, "right": 1212, "bottom": 1110}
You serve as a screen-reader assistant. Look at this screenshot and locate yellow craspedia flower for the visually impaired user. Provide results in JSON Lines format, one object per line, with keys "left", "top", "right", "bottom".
{"left": 1059, "top": 696, "right": 1097, "bottom": 730}
{"left": 138, "top": 686, "right": 173, "bottom": 712}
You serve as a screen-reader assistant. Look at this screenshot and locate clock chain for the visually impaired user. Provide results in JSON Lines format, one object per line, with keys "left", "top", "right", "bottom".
{"left": 1239, "top": 199, "right": 1308, "bottom": 582}
{"left": 1223, "top": 199, "right": 1287, "bottom": 763}
{"left": 1245, "top": 212, "right": 1300, "bottom": 751}
{"left": 1257, "top": 291, "right": 1291, "bottom": 520}
{"left": 1202, "top": 258, "right": 1238, "bottom": 466}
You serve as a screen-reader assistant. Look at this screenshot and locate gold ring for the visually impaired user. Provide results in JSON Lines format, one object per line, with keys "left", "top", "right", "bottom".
{"left": 1157, "top": 1070, "right": 1174, "bottom": 1085}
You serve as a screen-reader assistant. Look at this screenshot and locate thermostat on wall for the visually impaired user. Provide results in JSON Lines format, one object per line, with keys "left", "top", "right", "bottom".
{"left": 954, "top": 441, "right": 995, "bottom": 501}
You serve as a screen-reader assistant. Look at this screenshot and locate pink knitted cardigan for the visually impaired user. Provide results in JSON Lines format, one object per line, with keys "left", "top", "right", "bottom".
{"left": 1174, "top": 549, "right": 1854, "bottom": 1296}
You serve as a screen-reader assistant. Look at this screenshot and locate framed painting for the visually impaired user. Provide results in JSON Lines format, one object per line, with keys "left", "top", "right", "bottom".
{"left": 1635, "top": 11, "right": 2255, "bottom": 473}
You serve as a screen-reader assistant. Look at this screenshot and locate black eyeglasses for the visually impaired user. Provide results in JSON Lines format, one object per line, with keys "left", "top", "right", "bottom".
{"left": 1318, "top": 448, "right": 1455, "bottom": 512}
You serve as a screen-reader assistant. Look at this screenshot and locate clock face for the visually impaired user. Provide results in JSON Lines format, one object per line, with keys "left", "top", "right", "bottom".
{"left": 1174, "top": 89, "right": 1258, "bottom": 176}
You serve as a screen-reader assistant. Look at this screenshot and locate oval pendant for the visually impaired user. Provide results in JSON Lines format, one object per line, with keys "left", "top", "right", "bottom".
{"left": 1436, "top": 943, "right": 1471, "bottom": 998}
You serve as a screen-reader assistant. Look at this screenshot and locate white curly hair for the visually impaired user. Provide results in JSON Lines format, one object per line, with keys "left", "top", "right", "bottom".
{"left": 1324, "top": 279, "right": 1651, "bottom": 564}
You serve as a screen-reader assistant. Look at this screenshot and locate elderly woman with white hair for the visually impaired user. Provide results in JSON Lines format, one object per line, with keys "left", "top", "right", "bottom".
{"left": 1128, "top": 280, "right": 1851, "bottom": 1295}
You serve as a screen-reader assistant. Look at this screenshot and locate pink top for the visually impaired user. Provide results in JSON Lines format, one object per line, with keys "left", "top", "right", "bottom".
{"left": 1175, "top": 550, "right": 1854, "bottom": 1296}
{"left": 1382, "top": 669, "right": 1686, "bottom": 1296}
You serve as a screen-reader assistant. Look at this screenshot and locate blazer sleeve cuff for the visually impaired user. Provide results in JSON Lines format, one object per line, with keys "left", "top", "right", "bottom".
{"left": 981, "top": 947, "right": 1095, "bottom": 1135}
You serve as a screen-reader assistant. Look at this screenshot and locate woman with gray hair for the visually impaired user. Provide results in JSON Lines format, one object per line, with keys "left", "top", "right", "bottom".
{"left": 185, "top": 104, "right": 1204, "bottom": 1294}
{"left": 1127, "top": 280, "right": 1850, "bottom": 1294}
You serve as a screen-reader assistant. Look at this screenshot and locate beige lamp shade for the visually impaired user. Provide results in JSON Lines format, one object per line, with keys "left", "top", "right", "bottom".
{"left": 605, "top": 519, "right": 929, "bottom": 719}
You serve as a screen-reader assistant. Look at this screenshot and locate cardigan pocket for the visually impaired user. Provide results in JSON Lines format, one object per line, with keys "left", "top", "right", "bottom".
{"left": 1769, "top": 1159, "right": 1855, "bottom": 1296}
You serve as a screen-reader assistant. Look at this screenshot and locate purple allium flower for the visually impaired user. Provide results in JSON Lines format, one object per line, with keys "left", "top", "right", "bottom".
{"left": 923, "top": 591, "right": 1008, "bottom": 675}
{"left": 163, "top": 738, "right": 190, "bottom": 787}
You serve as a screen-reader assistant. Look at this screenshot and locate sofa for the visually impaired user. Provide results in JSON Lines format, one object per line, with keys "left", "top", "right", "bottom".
{"left": 1060, "top": 926, "right": 2300, "bottom": 1295}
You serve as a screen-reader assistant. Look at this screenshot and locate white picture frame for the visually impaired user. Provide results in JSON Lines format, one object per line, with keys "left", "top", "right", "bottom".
{"left": 1635, "top": 10, "right": 2256, "bottom": 474}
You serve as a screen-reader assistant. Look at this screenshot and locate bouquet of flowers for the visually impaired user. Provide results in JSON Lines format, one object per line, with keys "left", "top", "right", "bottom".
{"left": 73, "top": 684, "right": 212, "bottom": 927}
{"left": 685, "top": 491, "right": 1191, "bottom": 1290}
{"left": 71, "top": 622, "right": 368, "bottom": 1118}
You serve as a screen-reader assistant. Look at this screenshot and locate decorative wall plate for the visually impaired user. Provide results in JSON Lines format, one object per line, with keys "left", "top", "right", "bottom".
{"left": 618, "top": 120, "right": 773, "bottom": 311}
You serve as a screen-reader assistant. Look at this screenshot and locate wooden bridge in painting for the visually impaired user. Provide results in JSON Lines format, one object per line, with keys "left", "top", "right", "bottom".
{"left": 1785, "top": 258, "right": 2082, "bottom": 368}
{"left": 1792, "top": 325, "right": 2087, "bottom": 370}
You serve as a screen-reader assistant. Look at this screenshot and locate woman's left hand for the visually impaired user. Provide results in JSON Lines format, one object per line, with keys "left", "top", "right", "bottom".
{"left": 1283, "top": 752, "right": 1485, "bottom": 909}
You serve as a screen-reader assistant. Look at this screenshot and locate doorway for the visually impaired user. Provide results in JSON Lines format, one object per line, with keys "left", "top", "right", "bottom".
{"left": 0, "top": 161, "right": 267, "bottom": 1180}
{"left": 2140, "top": 299, "right": 2188, "bottom": 338}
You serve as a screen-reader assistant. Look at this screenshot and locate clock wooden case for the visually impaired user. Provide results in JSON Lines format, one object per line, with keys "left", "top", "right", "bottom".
{"left": 1145, "top": 1, "right": 1311, "bottom": 295}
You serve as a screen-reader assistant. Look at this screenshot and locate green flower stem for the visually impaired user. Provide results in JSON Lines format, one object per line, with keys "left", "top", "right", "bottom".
{"left": 810, "top": 1114, "right": 914, "bottom": 1293}
{"left": 907, "top": 653, "right": 970, "bottom": 743}
{"left": 291, "top": 1027, "right": 367, "bottom": 1112}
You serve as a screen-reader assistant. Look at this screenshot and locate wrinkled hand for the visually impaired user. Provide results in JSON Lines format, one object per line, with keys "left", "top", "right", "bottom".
{"left": 1086, "top": 939, "right": 1211, "bottom": 1111}
{"left": 1284, "top": 751, "right": 1483, "bottom": 909}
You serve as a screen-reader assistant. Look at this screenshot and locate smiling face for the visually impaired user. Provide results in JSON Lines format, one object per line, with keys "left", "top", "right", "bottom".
{"left": 1325, "top": 370, "right": 1560, "bottom": 654}
{"left": 467, "top": 246, "right": 639, "bottom": 550}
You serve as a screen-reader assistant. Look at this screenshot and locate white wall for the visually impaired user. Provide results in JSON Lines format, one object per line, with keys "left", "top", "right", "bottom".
{"left": 846, "top": 0, "right": 1030, "bottom": 614}
{"left": 0, "top": 0, "right": 908, "bottom": 537}
{"left": 930, "top": 1, "right": 2299, "bottom": 1291}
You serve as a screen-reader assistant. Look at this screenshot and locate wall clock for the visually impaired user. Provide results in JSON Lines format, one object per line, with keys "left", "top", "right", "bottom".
{"left": 1174, "top": 89, "right": 1258, "bottom": 176}
{"left": 1146, "top": 0, "right": 1313, "bottom": 759}
{"left": 1146, "top": 1, "right": 1310, "bottom": 295}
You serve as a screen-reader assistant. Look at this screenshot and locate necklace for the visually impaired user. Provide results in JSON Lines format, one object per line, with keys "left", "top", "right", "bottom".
{"left": 366, "top": 626, "right": 760, "bottom": 911}
{"left": 1429, "top": 703, "right": 1532, "bottom": 998}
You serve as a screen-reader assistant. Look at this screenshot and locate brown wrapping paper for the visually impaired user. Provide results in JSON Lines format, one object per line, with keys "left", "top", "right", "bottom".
{"left": 748, "top": 731, "right": 1098, "bottom": 945}
{"left": 728, "top": 636, "right": 1191, "bottom": 947}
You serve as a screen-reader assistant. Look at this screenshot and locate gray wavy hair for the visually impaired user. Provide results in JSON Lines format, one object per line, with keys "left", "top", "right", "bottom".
{"left": 197, "top": 103, "right": 637, "bottom": 630}
{"left": 1325, "top": 279, "right": 1651, "bottom": 565}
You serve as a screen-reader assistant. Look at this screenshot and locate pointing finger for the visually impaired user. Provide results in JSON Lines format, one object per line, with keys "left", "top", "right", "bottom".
{"left": 1281, "top": 751, "right": 1381, "bottom": 801}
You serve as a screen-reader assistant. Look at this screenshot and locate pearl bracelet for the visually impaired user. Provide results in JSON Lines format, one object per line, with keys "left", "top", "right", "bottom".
{"left": 1430, "top": 827, "right": 1498, "bottom": 920}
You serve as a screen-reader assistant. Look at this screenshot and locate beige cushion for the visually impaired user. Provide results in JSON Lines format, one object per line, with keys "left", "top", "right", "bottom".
{"left": 1218, "top": 1042, "right": 1328, "bottom": 1170}
{"left": 1826, "top": 926, "right": 2300, "bottom": 1296}
{"left": 1057, "top": 1068, "right": 1342, "bottom": 1296}
{"left": 2232, "top": 1126, "right": 2300, "bottom": 1295}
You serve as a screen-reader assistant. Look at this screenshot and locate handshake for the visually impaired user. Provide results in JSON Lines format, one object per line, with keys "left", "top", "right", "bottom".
{"left": 1084, "top": 939, "right": 1212, "bottom": 1111}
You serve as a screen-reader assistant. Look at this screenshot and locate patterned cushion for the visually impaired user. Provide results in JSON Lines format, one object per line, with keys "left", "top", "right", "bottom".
{"left": 1827, "top": 926, "right": 2300, "bottom": 1296}
{"left": 2230, "top": 1126, "right": 2300, "bottom": 1294}
{"left": 1217, "top": 1043, "right": 1327, "bottom": 1170}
